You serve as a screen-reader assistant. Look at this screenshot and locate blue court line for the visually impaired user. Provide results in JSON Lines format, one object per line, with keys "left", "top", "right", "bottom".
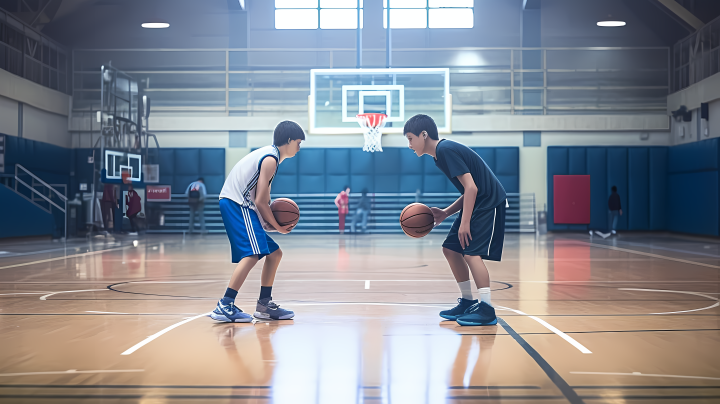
{"left": 498, "top": 317, "right": 585, "bottom": 404}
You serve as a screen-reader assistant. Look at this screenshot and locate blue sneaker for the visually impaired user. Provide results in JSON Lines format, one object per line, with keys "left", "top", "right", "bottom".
{"left": 254, "top": 297, "right": 295, "bottom": 320}
{"left": 209, "top": 300, "right": 253, "bottom": 323}
{"left": 439, "top": 298, "right": 478, "bottom": 320}
{"left": 456, "top": 301, "right": 498, "bottom": 326}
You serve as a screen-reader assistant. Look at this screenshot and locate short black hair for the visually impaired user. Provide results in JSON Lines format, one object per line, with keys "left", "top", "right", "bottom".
{"left": 273, "top": 120, "right": 306, "bottom": 146}
{"left": 403, "top": 114, "right": 439, "bottom": 140}
{"left": 198, "top": 177, "right": 204, "bottom": 182}
{"left": 611, "top": 186, "right": 617, "bottom": 192}
{"left": 343, "top": 185, "right": 350, "bottom": 191}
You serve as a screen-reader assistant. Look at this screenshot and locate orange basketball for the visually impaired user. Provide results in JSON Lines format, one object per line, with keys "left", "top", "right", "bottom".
{"left": 270, "top": 198, "right": 300, "bottom": 229}
{"left": 400, "top": 203, "right": 434, "bottom": 238}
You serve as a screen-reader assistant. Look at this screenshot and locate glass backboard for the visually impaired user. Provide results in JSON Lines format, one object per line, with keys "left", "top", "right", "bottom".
{"left": 309, "top": 68, "right": 451, "bottom": 134}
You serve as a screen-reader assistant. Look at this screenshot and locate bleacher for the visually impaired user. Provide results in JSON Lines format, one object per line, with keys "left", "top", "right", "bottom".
{"left": 147, "top": 193, "right": 536, "bottom": 234}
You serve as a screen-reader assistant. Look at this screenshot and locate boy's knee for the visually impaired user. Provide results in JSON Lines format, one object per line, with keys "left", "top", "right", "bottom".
{"left": 270, "top": 248, "right": 283, "bottom": 260}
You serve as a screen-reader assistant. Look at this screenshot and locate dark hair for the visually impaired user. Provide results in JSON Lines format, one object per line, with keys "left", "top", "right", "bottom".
{"left": 611, "top": 186, "right": 617, "bottom": 192}
{"left": 198, "top": 177, "right": 204, "bottom": 182}
{"left": 403, "top": 114, "right": 439, "bottom": 140}
{"left": 273, "top": 120, "right": 306, "bottom": 146}
{"left": 343, "top": 185, "right": 350, "bottom": 191}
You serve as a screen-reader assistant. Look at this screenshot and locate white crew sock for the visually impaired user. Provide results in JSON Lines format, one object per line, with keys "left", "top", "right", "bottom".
{"left": 478, "top": 287, "right": 492, "bottom": 307}
{"left": 458, "top": 280, "right": 474, "bottom": 300}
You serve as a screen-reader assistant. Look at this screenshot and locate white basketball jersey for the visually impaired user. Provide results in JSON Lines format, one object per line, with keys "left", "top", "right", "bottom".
{"left": 220, "top": 145, "right": 280, "bottom": 213}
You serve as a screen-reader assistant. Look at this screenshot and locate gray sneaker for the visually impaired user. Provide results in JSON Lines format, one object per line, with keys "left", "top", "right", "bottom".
{"left": 254, "top": 297, "right": 295, "bottom": 320}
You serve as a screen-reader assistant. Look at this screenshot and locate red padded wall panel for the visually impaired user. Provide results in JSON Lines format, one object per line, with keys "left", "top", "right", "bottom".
{"left": 553, "top": 175, "right": 590, "bottom": 224}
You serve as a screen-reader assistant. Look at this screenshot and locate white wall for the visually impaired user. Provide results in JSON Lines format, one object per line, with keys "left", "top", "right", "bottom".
{"left": 709, "top": 99, "right": 720, "bottom": 140}
{"left": 22, "top": 104, "right": 71, "bottom": 148}
{"left": 0, "top": 95, "right": 18, "bottom": 137}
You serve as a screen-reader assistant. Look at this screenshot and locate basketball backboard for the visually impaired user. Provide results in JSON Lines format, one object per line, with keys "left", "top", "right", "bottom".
{"left": 309, "top": 68, "right": 451, "bottom": 135}
{"left": 105, "top": 150, "right": 142, "bottom": 182}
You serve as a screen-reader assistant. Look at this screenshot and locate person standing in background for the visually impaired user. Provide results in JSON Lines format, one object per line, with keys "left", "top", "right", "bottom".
{"left": 101, "top": 183, "right": 118, "bottom": 235}
{"left": 335, "top": 185, "right": 350, "bottom": 235}
{"left": 125, "top": 184, "right": 142, "bottom": 235}
{"left": 186, "top": 177, "right": 207, "bottom": 234}
{"left": 608, "top": 185, "right": 622, "bottom": 235}
{"left": 351, "top": 188, "right": 371, "bottom": 234}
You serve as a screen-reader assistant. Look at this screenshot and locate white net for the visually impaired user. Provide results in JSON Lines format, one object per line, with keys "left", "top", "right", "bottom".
{"left": 357, "top": 113, "right": 387, "bottom": 153}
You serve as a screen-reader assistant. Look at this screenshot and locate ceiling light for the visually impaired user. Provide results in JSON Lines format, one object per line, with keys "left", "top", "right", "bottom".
{"left": 597, "top": 20, "right": 626, "bottom": 27}
{"left": 142, "top": 22, "right": 170, "bottom": 29}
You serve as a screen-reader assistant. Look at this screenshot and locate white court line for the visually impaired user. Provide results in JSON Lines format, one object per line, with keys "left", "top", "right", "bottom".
{"left": 0, "top": 292, "right": 50, "bottom": 296}
{"left": 365, "top": 280, "right": 370, "bottom": 289}
{"left": 574, "top": 241, "right": 720, "bottom": 269}
{"left": 121, "top": 313, "right": 210, "bottom": 355}
{"left": 40, "top": 289, "right": 108, "bottom": 300}
{"left": 0, "top": 369, "right": 144, "bottom": 377}
{"left": 496, "top": 306, "right": 592, "bottom": 354}
{"left": 570, "top": 371, "right": 720, "bottom": 381}
{"left": 86, "top": 311, "right": 129, "bottom": 314}
{"left": 619, "top": 288, "right": 720, "bottom": 315}
{"left": 0, "top": 245, "right": 136, "bottom": 271}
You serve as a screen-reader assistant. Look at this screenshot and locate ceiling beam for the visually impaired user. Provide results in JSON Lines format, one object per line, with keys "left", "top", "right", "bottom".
{"left": 30, "top": 0, "right": 55, "bottom": 26}
{"left": 655, "top": 0, "right": 704, "bottom": 30}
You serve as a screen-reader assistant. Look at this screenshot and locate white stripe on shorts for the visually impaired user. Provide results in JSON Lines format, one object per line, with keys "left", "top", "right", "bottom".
{"left": 487, "top": 207, "right": 497, "bottom": 256}
{"left": 241, "top": 206, "right": 260, "bottom": 255}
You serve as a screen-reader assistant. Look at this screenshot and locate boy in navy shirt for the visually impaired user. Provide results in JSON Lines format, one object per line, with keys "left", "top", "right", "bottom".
{"left": 403, "top": 114, "right": 507, "bottom": 326}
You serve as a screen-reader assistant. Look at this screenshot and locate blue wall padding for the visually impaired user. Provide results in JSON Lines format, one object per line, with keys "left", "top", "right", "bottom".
{"left": 0, "top": 185, "right": 55, "bottom": 238}
{"left": 586, "top": 148, "right": 608, "bottom": 230}
{"left": 271, "top": 147, "right": 520, "bottom": 195}
{"left": 569, "top": 148, "right": 586, "bottom": 175}
{"left": 668, "top": 138, "right": 719, "bottom": 174}
{"left": 628, "top": 148, "right": 649, "bottom": 230}
{"left": 154, "top": 148, "right": 225, "bottom": 194}
{"left": 548, "top": 140, "right": 720, "bottom": 235}
{"left": 649, "top": 148, "right": 668, "bottom": 230}
{"left": 548, "top": 146, "right": 668, "bottom": 232}
{"left": 668, "top": 171, "right": 719, "bottom": 236}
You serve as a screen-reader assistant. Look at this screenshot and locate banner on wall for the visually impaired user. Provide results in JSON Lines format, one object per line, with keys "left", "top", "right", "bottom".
{"left": 147, "top": 185, "right": 171, "bottom": 202}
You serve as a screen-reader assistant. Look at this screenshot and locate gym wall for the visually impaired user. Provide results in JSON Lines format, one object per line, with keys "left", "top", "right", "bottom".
{"left": 270, "top": 147, "right": 519, "bottom": 195}
{"left": 547, "top": 137, "right": 720, "bottom": 236}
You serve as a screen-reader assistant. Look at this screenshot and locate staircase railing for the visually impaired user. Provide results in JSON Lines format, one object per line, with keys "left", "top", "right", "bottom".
{"left": 14, "top": 164, "right": 68, "bottom": 239}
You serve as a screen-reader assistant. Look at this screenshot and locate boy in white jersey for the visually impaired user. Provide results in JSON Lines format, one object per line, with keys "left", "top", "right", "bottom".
{"left": 209, "top": 121, "right": 304, "bottom": 323}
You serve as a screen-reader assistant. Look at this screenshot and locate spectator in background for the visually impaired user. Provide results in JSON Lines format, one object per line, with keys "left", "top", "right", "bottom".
{"left": 351, "top": 188, "right": 371, "bottom": 234}
{"left": 335, "top": 185, "right": 350, "bottom": 235}
{"left": 125, "top": 184, "right": 142, "bottom": 235}
{"left": 185, "top": 177, "right": 207, "bottom": 234}
{"left": 101, "top": 183, "right": 118, "bottom": 235}
{"left": 608, "top": 185, "right": 622, "bottom": 235}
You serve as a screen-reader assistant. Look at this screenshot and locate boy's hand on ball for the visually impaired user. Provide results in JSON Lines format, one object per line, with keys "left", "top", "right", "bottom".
{"left": 430, "top": 207, "right": 447, "bottom": 226}
{"left": 458, "top": 222, "right": 472, "bottom": 249}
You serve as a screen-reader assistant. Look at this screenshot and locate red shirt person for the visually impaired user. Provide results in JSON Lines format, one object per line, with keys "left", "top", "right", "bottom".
{"left": 125, "top": 185, "right": 142, "bottom": 235}
{"left": 334, "top": 186, "right": 350, "bottom": 234}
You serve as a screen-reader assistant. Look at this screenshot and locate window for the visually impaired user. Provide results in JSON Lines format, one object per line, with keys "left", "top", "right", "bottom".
{"left": 275, "top": 0, "right": 363, "bottom": 30}
{"left": 383, "top": 0, "right": 473, "bottom": 29}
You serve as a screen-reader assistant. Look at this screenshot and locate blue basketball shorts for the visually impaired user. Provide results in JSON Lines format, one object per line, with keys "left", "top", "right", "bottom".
{"left": 219, "top": 198, "right": 279, "bottom": 263}
{"left": 442, "top": 200, "right": 506, "bottom": 261}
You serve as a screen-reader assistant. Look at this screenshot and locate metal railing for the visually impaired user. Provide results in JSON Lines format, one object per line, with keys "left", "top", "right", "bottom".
{"left": 145, "top": 192, "right": 536, "bottom": 234}
{"left": 15, "top": 164, "right": 68, "bottom": 239}
{"left": 70, "top": 46, "right": 669, "bottom": 129}
{"left": 672, "top": 14, "right": 720, "bottom": 92}
{"left": 0, "top": 8, "right": 70, "bottom": 94}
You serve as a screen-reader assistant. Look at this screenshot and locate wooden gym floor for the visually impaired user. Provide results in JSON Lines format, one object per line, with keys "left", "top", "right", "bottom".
{"left": 0, "top": 231, "right": 719, "bottom": 403}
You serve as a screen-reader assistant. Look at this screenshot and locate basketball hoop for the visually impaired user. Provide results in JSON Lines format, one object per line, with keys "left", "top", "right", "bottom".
{"left": 357, "top": 113, "right": 387, "bottom": 153}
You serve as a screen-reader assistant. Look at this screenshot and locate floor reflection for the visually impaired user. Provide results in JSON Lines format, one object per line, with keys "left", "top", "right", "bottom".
{"left": 209, "top": 317, "right": 499, "bottom": 403}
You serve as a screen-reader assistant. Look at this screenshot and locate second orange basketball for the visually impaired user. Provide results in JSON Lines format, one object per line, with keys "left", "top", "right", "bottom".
{"left": 400, "top": 203, "right": 435, "bottom": 238}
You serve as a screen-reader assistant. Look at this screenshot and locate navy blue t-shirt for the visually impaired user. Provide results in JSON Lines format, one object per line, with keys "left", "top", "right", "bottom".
{"left": 434, "top": 139, "right": 507, "bottom": 210}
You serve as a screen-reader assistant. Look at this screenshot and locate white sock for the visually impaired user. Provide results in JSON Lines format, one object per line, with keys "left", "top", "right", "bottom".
{"left": 458, "top": 280, "right": 474, "bottom": 300}
{"left": 478, "top": 287, "right": 492, "bottom": 306}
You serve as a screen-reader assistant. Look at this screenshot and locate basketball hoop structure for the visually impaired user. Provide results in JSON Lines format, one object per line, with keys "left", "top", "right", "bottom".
{"left": 357, "top": 113, "right": 387, "bottom": 153}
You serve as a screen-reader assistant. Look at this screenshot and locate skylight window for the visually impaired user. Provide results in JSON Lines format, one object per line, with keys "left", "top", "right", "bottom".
{"left": 275, "top": 0, "right": 364, "bottom": 30}
{"left": 383, "top": 0, "right": 474, "bottom": 29}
